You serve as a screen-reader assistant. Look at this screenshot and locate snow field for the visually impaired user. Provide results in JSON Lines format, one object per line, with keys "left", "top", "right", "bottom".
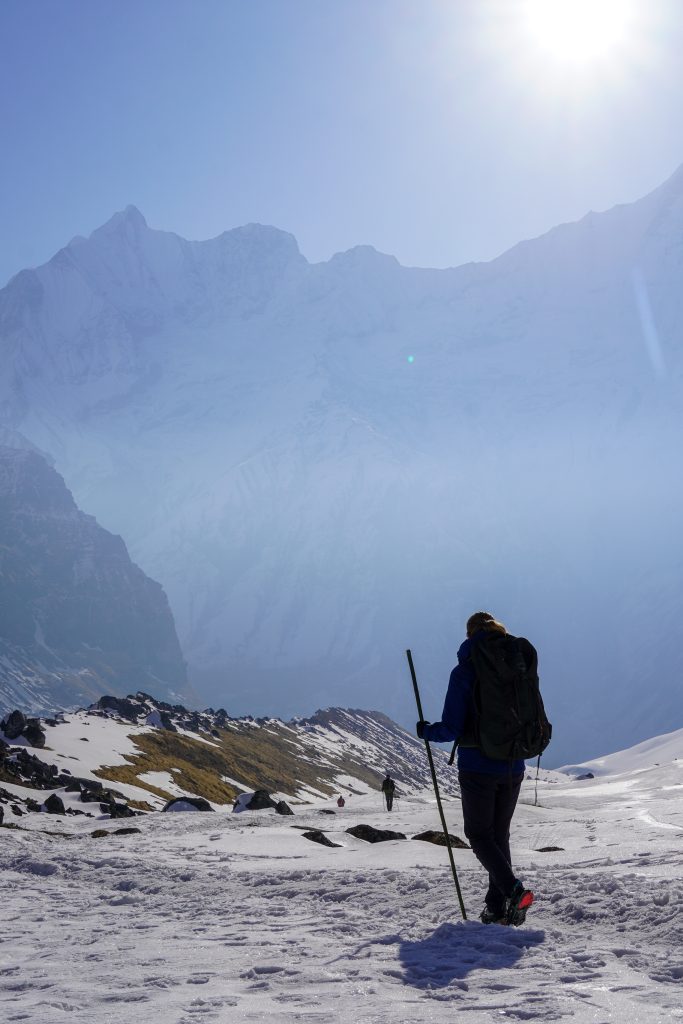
{"left": 2, "top": 767, "right": 682, "bottom": 1024}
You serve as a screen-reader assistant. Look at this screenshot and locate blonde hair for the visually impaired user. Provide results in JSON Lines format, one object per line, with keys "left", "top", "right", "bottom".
{"left": 466, "top": 611, "right": 507, "bottom": 638}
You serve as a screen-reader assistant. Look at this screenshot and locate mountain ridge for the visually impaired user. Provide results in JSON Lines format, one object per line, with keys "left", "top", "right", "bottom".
{"left": 1, "top": 169, "right": 683, "bottom": 764}
{"left": 0, "top": 695, "right": 456, "bottom": 815}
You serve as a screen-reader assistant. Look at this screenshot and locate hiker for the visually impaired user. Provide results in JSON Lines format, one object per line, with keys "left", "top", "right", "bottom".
{"left": 337, "top": 795, "right": 345, "bottom": 808}
{"left": 416, "top": 611, "right": 545, "bottom": 926}
{"left": 381, "top": 773, "right": 396, "bottom": 811}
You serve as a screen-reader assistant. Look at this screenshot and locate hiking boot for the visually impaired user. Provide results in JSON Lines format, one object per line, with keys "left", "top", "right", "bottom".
{"left": 505, "top": 881, "right": 534, "bottom": 927}
{"left": 480, "top": 906, "right": 506, "bottom": 925}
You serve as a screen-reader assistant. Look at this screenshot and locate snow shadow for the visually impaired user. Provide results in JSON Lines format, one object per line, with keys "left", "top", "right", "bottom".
{"left": 398, "top": 921, "right": 545, "bottom": 989}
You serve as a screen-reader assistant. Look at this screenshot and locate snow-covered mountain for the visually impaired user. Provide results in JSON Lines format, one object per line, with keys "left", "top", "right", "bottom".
{"left": 0, "top": 446, "right": 190, "bottom": 713}
{"left": 1, "top": 169, "right": 683, "bottom": 763}
{"left": 0, "top": 695, "right": 454, "bottom": 813}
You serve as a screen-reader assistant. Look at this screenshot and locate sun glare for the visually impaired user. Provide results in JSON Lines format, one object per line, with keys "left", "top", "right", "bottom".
{"left": 524, "top": 0, "right": 635, "bottom": 64}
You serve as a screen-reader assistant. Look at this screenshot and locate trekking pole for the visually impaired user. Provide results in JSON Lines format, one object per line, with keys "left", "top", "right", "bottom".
{"left": 406, "top": 649, "right": 467, "bottom": 921}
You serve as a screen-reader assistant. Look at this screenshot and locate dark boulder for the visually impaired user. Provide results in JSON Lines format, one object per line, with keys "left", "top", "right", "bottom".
{"left": 26, "top": 798, "right": 42, "bottom": 812}
{"left": 44, "top": 793, "right": 65, "bottom": 815}
{"left": 302, "top": 830, "right": 342, "bottom": 848}
{"left": 2, "top": 710, "right": 26, "bottom": 740}
{"left": 412, "top": 830, "right": 469, "bottom": 849}
{"left": 22, "top": 719, "right": 46, "bottom": 748}
{"left": 162, "top": 797, "right": 214, "bottom": 812}
{"left": 536, "top": 846, "right": 565, "bottom": 852}
{"left": 275, "top": 800, "right": 294, "bottom": 816}
{"left": 576, "top": 772, "right": 595, "bottom": 781}
{"left": 346, "top": 824, "right": 407, "bottom": 843}
{"left": 233, "top": 789, "right": 278, "bottom": 812}
{"left": 113, "top": 827, "right": 142, "bottom": 836}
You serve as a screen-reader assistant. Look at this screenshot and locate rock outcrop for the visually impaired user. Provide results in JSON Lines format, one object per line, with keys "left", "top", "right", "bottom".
{"left": 0, "top": 446, "right": 191, "bottom": 714}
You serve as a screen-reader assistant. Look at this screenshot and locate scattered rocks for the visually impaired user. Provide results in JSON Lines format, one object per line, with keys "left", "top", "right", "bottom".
{"left": 92, "top": 826, "right": 142, "bottom": 838}
{"left": 302, "top": 830, "right": 342, "bottom": 848}
{"left": 345, "top": 824, "right": 407, "bottom": 843}
{"left": 162, "top": 797, "right": 214, "bottom": 812}
{"left": 412, "top": 830, "right": 469, "bottom": 849}
{"left": 101, "top": 801, "right": 137, "bottom": 818}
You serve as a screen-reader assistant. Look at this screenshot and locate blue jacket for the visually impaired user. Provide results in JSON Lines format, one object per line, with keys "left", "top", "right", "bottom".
{"left": 423, "top": 633, "right": 526, "bottom": 776}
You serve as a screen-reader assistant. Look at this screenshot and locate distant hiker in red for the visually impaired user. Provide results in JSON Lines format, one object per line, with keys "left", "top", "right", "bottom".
{"left": 417, "top": 611, "right": 550, "bottom": 927}
{"left": 381, "top": 773, "right": 396, "bottom": 811}
{"left": 337, "top": 795, "right": 345, "bottom": 808}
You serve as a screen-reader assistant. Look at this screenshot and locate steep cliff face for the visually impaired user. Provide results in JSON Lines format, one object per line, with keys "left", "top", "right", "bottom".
{"left": 0, "top": 446, "right": 190, "bottom": 714}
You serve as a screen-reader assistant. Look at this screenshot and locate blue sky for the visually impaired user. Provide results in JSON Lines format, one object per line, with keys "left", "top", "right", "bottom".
{"left": 1, "top": 0, "right": 683, "bottom": 286}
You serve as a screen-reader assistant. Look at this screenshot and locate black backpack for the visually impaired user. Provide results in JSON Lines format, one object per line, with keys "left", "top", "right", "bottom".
{"left": 465, "top": 632, "right": 552, "bottom": 761}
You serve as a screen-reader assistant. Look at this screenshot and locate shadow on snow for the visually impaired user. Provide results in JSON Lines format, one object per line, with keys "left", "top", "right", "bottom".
{"left": 398, "top": 921, "right": 545, "bottom": 989}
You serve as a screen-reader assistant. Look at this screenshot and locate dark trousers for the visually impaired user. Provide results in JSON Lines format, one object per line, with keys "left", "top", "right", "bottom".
{"left": 384, "top": 792, "right": 394, "bottom": 811}
{"left": 458, "top": 770, "right": 523, "bottom": 912}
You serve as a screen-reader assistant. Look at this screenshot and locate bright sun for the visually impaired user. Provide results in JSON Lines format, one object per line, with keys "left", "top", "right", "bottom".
{"left": 523, "top": 0, "right": 635, "bottom": 64}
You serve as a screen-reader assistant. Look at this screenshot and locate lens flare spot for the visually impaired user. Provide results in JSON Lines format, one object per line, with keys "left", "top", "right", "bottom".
{"left": 407, "top": 355, "right": 415, "bottom": 364}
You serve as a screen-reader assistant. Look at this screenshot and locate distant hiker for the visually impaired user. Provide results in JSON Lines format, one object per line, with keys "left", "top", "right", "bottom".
{"left": 416, "top": 611, "right": 551, "bottom": 927}
{"left": 381, "top": 773, "right": 396, "bottom": 811}
{"left": 337, "top": 795, "right": 346, "bottom": 808}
